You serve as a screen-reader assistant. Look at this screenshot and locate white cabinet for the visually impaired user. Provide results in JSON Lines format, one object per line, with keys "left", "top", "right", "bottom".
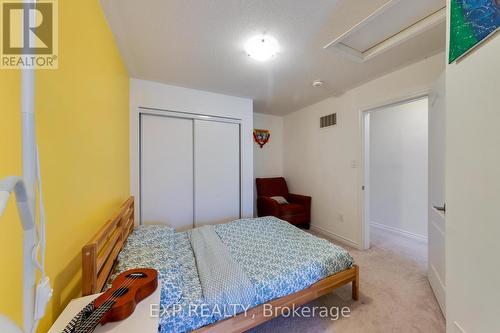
{"left": 140, "top": 112, "right": 241, "bottom": 230}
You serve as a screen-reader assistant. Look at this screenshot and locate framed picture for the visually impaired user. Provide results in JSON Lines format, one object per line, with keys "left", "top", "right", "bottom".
{"left": 449, "top": 0, "right": 500, "bottom": 63}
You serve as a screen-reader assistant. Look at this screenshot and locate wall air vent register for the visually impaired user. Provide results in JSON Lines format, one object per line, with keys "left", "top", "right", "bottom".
{"left": 320, "top": 113, "right": 337, "bottom": 128}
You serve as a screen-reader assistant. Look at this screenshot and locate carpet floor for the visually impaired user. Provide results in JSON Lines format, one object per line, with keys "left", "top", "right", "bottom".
{"left": 249, "top": 228, "right": 446, "bottom": 333}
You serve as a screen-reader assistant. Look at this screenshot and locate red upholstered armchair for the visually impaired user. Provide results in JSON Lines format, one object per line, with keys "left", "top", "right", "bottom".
{"left": 256, "top": 177, "right": 311, "bottom": 229}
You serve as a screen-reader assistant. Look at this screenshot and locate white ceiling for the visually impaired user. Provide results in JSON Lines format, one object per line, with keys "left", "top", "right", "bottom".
{"left": 100, "top": 0, "right": 446, "bottom": 115}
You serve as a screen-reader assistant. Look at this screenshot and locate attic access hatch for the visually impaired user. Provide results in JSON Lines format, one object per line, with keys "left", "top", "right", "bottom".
{"left": 324, "top": 0, "right": 446, "bottom": 63}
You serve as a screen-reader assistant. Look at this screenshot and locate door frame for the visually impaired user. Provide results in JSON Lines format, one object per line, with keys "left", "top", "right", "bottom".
{"left": 135, "top": 107, "right": 242, "bottom": 226}
{"left": 359, "top": 90, "right": 429, "bottom": 250}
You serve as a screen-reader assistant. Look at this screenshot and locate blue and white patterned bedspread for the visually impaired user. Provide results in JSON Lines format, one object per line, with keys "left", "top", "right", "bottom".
{"left": 214, "top": 218, "right": 354, "bottom": 305}
{"left": 111, "top": 217, "right": 354, "bottom": 332}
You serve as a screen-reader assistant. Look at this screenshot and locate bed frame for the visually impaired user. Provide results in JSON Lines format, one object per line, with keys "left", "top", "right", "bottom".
{"left": 82, "top": 197, "right": 360, "bottom": 332}
{"left": 82, "top": 196, "right": 135, "bottom": 295}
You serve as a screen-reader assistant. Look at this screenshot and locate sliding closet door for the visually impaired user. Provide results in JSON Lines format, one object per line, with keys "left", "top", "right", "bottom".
{"left": 194, "top": 120, "right": 240, "bottom": 226}
{"left": 140, "top": 114, "right": 194, "bottom": 230}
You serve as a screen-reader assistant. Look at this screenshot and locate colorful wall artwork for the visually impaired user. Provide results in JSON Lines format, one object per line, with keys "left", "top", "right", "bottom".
{"left": 449, "top": 0, "right": 500, "bottom": 63}
{"left": 253, "top": 129, "right": 270, "bottom": 148}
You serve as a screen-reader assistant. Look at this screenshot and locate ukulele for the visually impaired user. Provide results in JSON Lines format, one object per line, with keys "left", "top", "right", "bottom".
{"left": 62, "top": 268, "right": 158, "bottom": 333}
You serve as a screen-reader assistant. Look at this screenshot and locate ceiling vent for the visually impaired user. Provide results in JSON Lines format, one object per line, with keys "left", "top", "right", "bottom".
{"left": 324, "top": 0, "right": 446, "bottom": 62}
{"left": 320, "top": 113, "right": 337, "bottom": 128}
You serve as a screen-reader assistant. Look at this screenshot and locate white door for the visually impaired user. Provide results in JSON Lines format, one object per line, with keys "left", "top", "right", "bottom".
{"left": 428, "top": 73, "right": 446, "bottom": 315}
{"left": 140, "top": 114, "right": 194, "bottom": 230}
{"left": 194, "top": 120, "right": 240, "bottom": 226}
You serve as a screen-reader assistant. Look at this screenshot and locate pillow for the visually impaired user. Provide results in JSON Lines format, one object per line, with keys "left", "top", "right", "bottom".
{"left": 270, "top": 196, "right": 289, "bottom": 204}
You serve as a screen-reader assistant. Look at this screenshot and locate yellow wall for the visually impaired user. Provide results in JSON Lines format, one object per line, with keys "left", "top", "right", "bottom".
{"left": 0, "top": 1, "right": 130, "bottom": 332}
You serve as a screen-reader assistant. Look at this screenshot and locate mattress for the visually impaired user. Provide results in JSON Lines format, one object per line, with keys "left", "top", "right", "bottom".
{"left": 109, "top": 217, "right": 354, "bottom": 333}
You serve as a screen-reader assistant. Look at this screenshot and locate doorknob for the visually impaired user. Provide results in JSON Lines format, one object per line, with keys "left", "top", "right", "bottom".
{"left": 433, "top": 204, "right": 446, "bottom": 213}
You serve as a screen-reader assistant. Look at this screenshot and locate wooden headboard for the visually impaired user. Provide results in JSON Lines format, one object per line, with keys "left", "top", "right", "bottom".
{"left": 82, "top": 196, "right": 135, "bottom": 296}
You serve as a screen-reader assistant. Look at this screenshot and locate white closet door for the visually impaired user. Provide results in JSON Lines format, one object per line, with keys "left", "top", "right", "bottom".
{"left": 140, "top": 114, "right": 194, "bottom": 230}
{"left": 194, "top": 120, "right": 240, "bottom": 226}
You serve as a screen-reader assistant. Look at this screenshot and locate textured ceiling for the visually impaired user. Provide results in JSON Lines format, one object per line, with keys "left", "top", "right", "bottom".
{"left": 100, "top": 0, "right": 446, "bottom": 115}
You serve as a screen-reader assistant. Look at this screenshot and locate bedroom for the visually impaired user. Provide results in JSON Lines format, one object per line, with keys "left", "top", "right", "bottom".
{"left": 0, "top": 0, "right": 499, "bottom": 333}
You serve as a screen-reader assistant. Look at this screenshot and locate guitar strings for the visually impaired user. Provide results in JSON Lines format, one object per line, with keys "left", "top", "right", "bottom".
{"left": 96, "top": 274, "right": 142, "bottom": 308}
{"left": 98, "top": 271, "right": 148, "bottom": 305}
{"left": 76, "top": 276, "right": 141, "bottom": 332}
{"left": 77, "top": 273, "right": 148, "bottom": 332}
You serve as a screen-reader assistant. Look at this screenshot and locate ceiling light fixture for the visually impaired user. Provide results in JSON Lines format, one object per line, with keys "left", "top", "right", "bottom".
{"left": 312, "top": 80, "right": 324, "bottom": 88}
{"left": 245, "top": 35, "right": 279, "bottom": 62}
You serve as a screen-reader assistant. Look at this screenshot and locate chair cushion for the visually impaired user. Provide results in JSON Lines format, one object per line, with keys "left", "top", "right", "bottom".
{"left": 270, "top": 196, "right": 289, "bottom": 205}
{"left": 279, "top": 203, "right": 305, "bottom": 216}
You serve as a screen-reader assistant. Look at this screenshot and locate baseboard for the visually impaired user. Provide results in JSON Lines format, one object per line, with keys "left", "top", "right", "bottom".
{"left": 370, "top": 221, "right": 428, "bottom": 243}
{"left": 453, "top": 322, "right": 467, "bottom": 333}
{"left": 428, "top": 263, "right": 446, "bottom": 317}
{"left": 310, "top": 225, "right": 361, "bottom": 249}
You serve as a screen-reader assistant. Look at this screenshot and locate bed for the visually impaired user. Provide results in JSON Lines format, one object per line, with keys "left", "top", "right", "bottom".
{"left": 82, "top": 197, "right": 359, "bottom": 333}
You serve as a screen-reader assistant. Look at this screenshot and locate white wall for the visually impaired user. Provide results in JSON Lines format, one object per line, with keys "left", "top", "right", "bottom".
{"left": 369, "top": 98, "right": 428, "bottom": 239}
{"left": 445, "top": 8, "right": 500, "bottom": 332}
{"left": 253, "top": 113, "right": 284, "bottom": 178}
{"left": 283, "top": 53, "right": 444, "bottom": 248}
{"left": 130, "top": 78, "right": 254, "bottom": 222}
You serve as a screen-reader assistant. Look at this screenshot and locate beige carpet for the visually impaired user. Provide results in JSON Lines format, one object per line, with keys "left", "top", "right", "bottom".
{"left": 249, "top": 228, "right": 445, "bottom": 333}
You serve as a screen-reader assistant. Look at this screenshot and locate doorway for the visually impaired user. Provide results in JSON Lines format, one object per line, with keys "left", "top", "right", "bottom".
{"left": 361, "top": 80, "right": 446, "bottom": 318}
{"left": 362, "top": 96, "right": 429, "bottom": 251}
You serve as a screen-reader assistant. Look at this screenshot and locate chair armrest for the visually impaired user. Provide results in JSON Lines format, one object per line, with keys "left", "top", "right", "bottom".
{"left": 289, "top": 194, "right": 311, "bottom": 226}
{"left": 257, "top": 196, "right": 281, "bottom": 217}
{"left": 288, "top": 193, "right": 311, "bottom": 207}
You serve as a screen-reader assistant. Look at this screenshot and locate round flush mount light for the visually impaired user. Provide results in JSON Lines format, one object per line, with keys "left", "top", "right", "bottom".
{"left": 245, "top": 35, "right": 279, "bottom": 62}
{"left": 312, "top": 80, "right": 324, "bottom": 88}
